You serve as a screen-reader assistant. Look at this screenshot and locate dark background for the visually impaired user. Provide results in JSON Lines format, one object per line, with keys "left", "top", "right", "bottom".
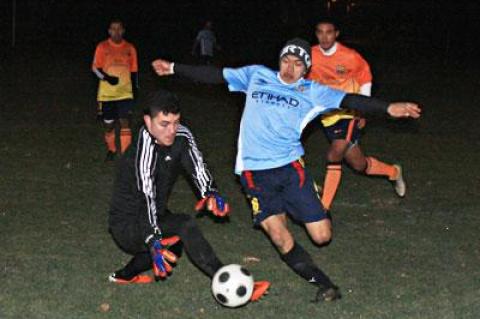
{"left": 1, "top": 0, "right": 479, "bottom": 69}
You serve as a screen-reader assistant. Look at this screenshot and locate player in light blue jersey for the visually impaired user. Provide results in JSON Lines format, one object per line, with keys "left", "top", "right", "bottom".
{"left": 152, "top": 38, "right": 421, "bottom": 302}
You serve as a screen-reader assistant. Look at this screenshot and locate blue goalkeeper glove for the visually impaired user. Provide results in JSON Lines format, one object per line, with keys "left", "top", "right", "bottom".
{"left": 147, "top": 235, "right": 180, "bottom": 280}
{"left": 195, "top": 192, "right": 230, "bottom": 217}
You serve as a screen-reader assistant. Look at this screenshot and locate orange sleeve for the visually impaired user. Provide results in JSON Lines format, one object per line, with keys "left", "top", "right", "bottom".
{"left": 354, "top": 53, "right": 372, "bottom": 85}
{"left": 92, "top": 43, "right": 105, "bottom": 69}
{"left": 130, "top": 45, "right": 138, "bottom": 72}
{"left": 306, "top": 48, "right": 321, "bottom": 81}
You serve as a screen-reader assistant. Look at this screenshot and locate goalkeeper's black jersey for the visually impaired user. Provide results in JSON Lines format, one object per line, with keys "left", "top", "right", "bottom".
{"left": 109, "top": 125, "right": 217, "bottom": 242}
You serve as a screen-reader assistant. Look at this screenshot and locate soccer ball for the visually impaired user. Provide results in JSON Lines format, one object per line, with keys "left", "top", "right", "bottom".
{"left": 211, "top": 264, "right": 254, "bottom": 308}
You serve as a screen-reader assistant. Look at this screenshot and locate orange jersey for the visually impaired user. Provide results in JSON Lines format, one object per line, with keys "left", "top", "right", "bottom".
{"left": 307, "top": 42, "right": 372, "bottom": 126}
{"left": 92, "top": 39, "right": 138, "bottom": 101}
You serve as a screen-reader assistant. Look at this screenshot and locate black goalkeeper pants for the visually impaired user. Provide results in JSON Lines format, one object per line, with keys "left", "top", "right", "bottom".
{"left": 109, "top": 211, "right": 223, "bottom": 278}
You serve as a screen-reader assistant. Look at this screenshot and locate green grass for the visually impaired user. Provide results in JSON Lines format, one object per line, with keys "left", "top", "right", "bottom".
{"left": 1, "top": 50, "right": 479, "bottom": 319}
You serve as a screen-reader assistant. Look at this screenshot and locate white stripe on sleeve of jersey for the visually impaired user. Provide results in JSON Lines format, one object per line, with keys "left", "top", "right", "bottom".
{"left": 135, "top": 127, "right": 161, "bottom": 235}
{"left": 176, "top": 125, "right": 214, "bottom": 197}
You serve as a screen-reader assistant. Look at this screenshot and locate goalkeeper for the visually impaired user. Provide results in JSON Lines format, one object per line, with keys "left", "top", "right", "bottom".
{"left": 107, "top": 89, "right": 269, "bottom": 300}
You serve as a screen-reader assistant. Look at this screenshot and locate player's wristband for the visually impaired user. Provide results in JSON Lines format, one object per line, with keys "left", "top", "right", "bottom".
{"left": 340, "top": 94, "right": 389, "bottom": 114}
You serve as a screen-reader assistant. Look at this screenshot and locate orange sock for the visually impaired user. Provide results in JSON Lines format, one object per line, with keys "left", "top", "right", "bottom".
{"left": 321, "top": 163, "right": 342, "bottom": 211}
{"left": 120, "top": 128, "right": 132, "bottom": 154}
{"left": 104, "top": 131, "right": 116, "bottom": 153}
{"left": 365, "top": 157, "right": 398, "bottom": 180}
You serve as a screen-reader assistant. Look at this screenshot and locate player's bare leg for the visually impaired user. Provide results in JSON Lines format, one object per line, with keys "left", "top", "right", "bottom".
{"left": 305, "top": 219, "right": 332, "bottom": 246}
{"left": 260, "top": 213, "right": 294, "bottom": 253}
{"left": 119, "top": 118, "right": 132, "bottom": 154}
{"left": 260, "top": 214, "right": 340, "bottom": 302}
{"left": 343, "top": 144, "right": 367, "bottom": 172}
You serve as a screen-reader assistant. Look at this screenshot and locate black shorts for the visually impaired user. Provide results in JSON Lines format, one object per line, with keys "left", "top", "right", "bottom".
{"left": 109, "top": 211, "right": 191, "bottom": 255}
{"left": 99, "top": 99, "right": 134, "bottom": 123}
{"left": 324, "top": 118, "right": 362, "bottom": 145}
{"left": 240, "top": 160, "right": 327, "bottom": 226}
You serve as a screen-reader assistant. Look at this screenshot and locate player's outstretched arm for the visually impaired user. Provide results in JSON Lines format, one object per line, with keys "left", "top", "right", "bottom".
{"left": 152, "top": 59, "right": 225, "bottom": 84}
{"left": 176, "top": 125, "right": 230, "bottom": 217}
{"left": 340, "top": 94, "right": 421, "bottom": 119}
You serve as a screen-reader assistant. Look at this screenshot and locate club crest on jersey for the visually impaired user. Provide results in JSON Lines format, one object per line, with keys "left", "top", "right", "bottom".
{"left": 335, "top": 65, "right": 347, "bottom": 75}
{"left": 251, "top": 91, "right": 299, "bottom": 109}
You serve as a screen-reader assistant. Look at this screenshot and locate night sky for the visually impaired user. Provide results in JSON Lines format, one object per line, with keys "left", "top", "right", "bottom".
{"left": 2, "top": 1, "right": 479, "bottom": 70}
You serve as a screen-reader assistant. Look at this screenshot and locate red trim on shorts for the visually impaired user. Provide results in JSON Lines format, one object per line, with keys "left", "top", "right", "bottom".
{"left": 243, "top": 171, "right": 255, "bottom": 189}
{"left": 345, "top": 119, "right": 356, "bottom": 143}
{"left": 291, "top": 161, "right": 305, "bottom": 188}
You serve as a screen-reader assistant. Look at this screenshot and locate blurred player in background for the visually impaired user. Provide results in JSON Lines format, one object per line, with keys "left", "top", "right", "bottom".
{"left": 92, "top": 19, "right": 138, "bottom": 161}
{"left": 308, "top": 18, "right": 406, "bottom": 211}
{"left": 192, "top": 20, "right": 220, "bottom": 64}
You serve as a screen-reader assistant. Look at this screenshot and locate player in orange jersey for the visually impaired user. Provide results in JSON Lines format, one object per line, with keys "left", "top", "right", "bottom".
{"left": 307, "top": 18, "right": 406, "bottom": 211}
{"left": 92, "top": 19, "right": 138, "bottom": 161}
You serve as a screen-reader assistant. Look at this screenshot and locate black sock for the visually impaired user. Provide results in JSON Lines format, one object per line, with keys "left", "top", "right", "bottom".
{"left": 115, "top": 252, "right": 152, "bottom": 280}
{"left": 281, "top": 242, "right": 335, "bottom": 288}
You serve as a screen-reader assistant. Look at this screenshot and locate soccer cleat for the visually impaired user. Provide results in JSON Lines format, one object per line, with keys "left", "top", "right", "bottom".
{"left": 105, "top": 151, "right": 117, "bottom": 162}
{"left": 108, "top": 272, "right": 153, "bottom": 284}
{"left": 392, "top": 164, "right": 406, "bottom": 197}
{"left": 315, "top": 285, "right": 341, "bottom": 302}
{"left": 250, "top": 281, "right": 271, "bottom": 302}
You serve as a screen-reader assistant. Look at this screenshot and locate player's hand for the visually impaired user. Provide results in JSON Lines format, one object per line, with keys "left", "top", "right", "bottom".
{"left": 387, "top": 102, "right": 421, "bottom": 119}
{"left": 147, "top": 235, "right": 180, "bottom": 280}
{"left": 104, "top": 74, "right": 119, "bottom": 85}
{"left": 152, "top": 59, "right": 174, "bottom": 76}
{"left": 195, "top": 192, "right": 230, "bottom": 217}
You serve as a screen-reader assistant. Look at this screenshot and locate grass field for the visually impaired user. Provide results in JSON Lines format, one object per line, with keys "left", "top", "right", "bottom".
{"left": 1, "top": 35, "right": 480, "bottom": 319}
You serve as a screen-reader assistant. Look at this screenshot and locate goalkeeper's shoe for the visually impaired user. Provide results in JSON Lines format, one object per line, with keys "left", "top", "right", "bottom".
{"left": 314, "top": 285, "right": 341, "bottom": 302}
{"left": 250, "top": 281, "right": 271, "bottom": 302}
{"left": 108, "top": 272, "right": 153, "bottom": 284}
{"left": 392, "top": 164, "right": 406, "bottom": 197}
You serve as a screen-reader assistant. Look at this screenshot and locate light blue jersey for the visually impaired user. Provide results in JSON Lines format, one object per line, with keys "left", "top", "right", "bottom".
{"left": 223, "top": 65, "right": 346, "bottom": 174}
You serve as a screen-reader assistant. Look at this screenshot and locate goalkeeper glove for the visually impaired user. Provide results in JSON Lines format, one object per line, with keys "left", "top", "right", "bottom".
{"left": 195, "top": 192, "right": 230, "bottom": 217}
{"left": 147, "top": 235, "right": 180, "bottom": 280}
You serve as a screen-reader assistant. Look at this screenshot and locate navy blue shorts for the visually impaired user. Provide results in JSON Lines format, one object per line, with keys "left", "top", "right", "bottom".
{"left": 324, "top": 118, "right": 362, "bottom": 145}
{"left": 99, "top": 99, "right": 134, "bottom": 123}
{"left": 240, "top": 160, "right": 327, "bottom": 226}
